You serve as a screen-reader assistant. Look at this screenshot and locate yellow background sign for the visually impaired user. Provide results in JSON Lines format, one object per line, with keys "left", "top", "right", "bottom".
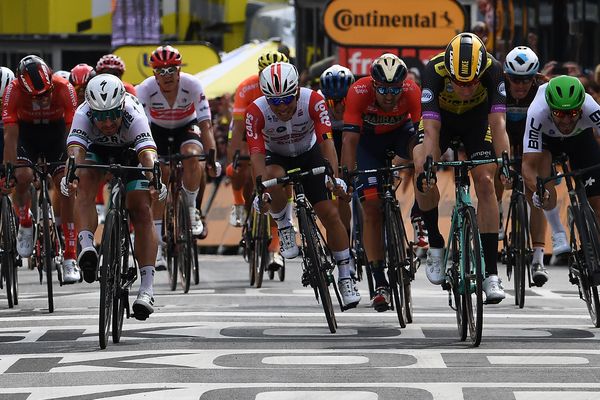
{"left": 324, "top": 0, "right": 466, "bottom": 47}
{"left": 114, "top": 44, "right": 221, "bottom": 85}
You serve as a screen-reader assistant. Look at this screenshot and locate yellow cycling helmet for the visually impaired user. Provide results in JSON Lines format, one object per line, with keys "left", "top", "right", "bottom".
{"left": 444, "top": 32, "right": 488, "bottom": 83}
{"left": 257, "top": 51, "right": 289, "bottom": 73}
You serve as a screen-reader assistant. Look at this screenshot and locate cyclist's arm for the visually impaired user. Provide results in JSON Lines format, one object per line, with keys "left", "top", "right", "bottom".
{"left": 250, "top": 152, "right": 267, "bottom": 185}
{"left": 319, "top": 136, "right": 339, "bottom": 178}
{"left": 340, "top": 130, "right": 359, "bottom": 174}
{"left": 199, "top": 118, "right": 217, "bottom": 157}
{"left": 489, "top": 112, "right": 510, "bottom": 159}
{"left": 3, "top": 123, "right": 18, "bottom": 165}
{"left": 522, "top": 151, "right": 545, "bottom": 194}
{"left": 422, "top": 118, "right": 441, "bottom": 161}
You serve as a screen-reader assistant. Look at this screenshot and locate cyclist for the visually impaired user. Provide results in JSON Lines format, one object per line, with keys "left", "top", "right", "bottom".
{"left": 341, "top": 53, "right": 422, "bottom": 311}
{"left": 227, "top": 51, "right": 288, "bottom": 271}
{"left": 502, "top": 46, "right": 568, "bottom": 286}
{"left": 136, "top": 45, "right": 218, "bottom": 269}
{"left": 95, "top": 54, "right": 136, "bottom": 95}
{"left": 0, "top": 66, "right": 15, "bottom": 163}
{"left": 414, "top": 32, "right": 510, "bottom": 303}
{"left": 61, "top": 74, "right": 164, "bottom": 319}
{"left": 246, "top": 62, "right": 361, "bottom": 308}
{"left": 2, "top": 55, "right": 80, "bottom": 284}
{"left": 69, "top": 63, "right": 96, "bottom": 105}
{"left": 54, "top": 70, "right": 70, "bottom": 81}
{"left": 523, "top": 75, "right": 600, "bottom": 228}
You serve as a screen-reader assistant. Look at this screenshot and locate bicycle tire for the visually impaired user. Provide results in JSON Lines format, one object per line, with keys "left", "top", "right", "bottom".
{"left": 396, "top": 204, "right": 415, "bottom": 324}
{"left": 278, "top": 262, "right": 285, "bottom": 281}
{"left": 247, "top": 210, "right": 258, "bottom": 286}
{"left": 460, "top": 206, "right": 484, "bottom": 347}
{"left": 175, "top": 191, "right": 192, "bottom": 293}
{"left": 254, "top": 212, "right": 269, "bottom": 288}
{"left": 511, "top": 195, "right": 527, "bottom": 308}
{"left": 582, "top": 205, "right": 600, "bottom": 327}
{"left": 112, "top": 221, "right": 128, "bottom": 344}
{"left": 2, "top": 197, "right": 16, "bottom": 308}
{"left": 298, "top": 207, "right": 337, "bottom": 333}
{"left": 41, "top": 192, "right": 54, "bottom": 313}
{"left": 385, "top": 202, "right": 406, "bottom": 328}
{"left": 164, "top": 194, "right": 177, "bottom": 291}
{"left": 193, "top": 241, "right": 200, "bottom": 285}
{"left": 99, "top": 210, "right": 119, "bottom": 349}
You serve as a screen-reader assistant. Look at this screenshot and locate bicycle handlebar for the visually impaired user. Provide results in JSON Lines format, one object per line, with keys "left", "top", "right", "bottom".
{"left": 232, "top": 150, "right": 251, "bottom": 170}
{"left": 260, "top": 166, "right": 327, "bottom": 189}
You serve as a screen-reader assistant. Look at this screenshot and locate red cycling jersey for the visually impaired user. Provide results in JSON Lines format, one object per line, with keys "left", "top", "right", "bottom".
{"left": 343, "top": 76, "right": 421, "bottom": 135}
{"left": 123, "top": 81, "right": 137, "bottom": 96}
{"left": 232, "top": 74, "right": 262, "bottom": 120}
{"left": 2, "top": 76, "right": 77, "bottom": 126}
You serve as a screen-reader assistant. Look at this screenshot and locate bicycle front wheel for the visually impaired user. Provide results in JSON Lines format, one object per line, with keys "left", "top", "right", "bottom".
{"left": 298, "top": 207, "right": 337, "bottom": 333}
{"left": 1, "top": 197, "right": 17, "bottom": 308}
{"left": 99, "top": 210, "right": 119, "bottom": 349}
{"left": 112, "top": 222, "right": 129, "bottom": 344}
{"left": 460, "top": 206, "right": 484, "bottom": 347}
{"left": 510, "top": 195, "right": 528, "bottom": 308}
{"left": 41, "top": 194, "right": 54, "bottom": 313}
{"left": 582, "top": 205, "right": 600, "bottom": 327}
{"left": 175, "top": 192, "right": 192, "bottom": 293}
{"left": 164, "top": 193, "right": 177, "bottom": 291}
{"left": 254, "top": 212, "right": 269, "bottom": 288}
{"left": 384, "top": 202, "right": 407, "bottom": 328}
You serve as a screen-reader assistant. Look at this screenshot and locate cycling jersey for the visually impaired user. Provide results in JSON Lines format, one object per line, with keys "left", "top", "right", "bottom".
{"left": 232, "top": 74, "right": 262, "bottom": 120}
{"left": 523, "top": 85, "right": 600, "bottom": 153}
{"left": 344, "top": 76, "right": 421, "bottom": 135}
{"left": 2, "top": 76, "right": 77, "bottom": 126}
{"left": 67, "top": 93, "right": 156, "bottom": 156}
{"left": 421, "top": 52, "right": 506, "bottom": 118}
{"left": 123, "top": 81, "right": 137, "bottom": 96}
{"left": 246, "top": 87, "right": 332, "bottom": 157}
{"left": 506, "top": 79, "right": 540, "bottom": 147}
{"left": 135, "top": 72, "right": 211, "bottom": 130}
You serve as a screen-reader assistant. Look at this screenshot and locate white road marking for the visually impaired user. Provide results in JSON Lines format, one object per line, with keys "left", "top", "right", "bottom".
{"left": 488, "top": 356, "right": 589, "bottom": 365}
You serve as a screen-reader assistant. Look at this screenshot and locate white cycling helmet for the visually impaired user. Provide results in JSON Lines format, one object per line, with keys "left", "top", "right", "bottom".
{"left": 259, "top": 62, "right": 299, "bottom": 98}
{"left": 85, "top": 73, "right": 126, "bottom": 111}
{"left": 53, "top": 70, "right": 71, "bottom": 80}
{"left": 0, "top": 66, "right": 15, "bottom": 98}
{"left": 504, "top": 46, "right": 539, "bottom": 76}
{"left": 371, "top": 53, "right": 407, "bottom": 84}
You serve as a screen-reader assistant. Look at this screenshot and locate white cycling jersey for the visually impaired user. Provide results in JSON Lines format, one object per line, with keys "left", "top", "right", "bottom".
{"left": 67, "top": 93, "right": 156, "bottom": 155}
{"left": 245, "top": 87, "right": 332, "bottom": 157}
{"left": 523, "top": 83, "right": 600, "bottom": 153}
{"left": 135, "top": 72, "right": 211, "bottom": 129}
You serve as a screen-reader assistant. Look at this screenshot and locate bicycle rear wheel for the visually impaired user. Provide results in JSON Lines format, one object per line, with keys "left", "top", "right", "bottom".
{"left": 298, "top": 207, "right": 337, "bottom": 333}
{"left": 174, "top": 192, "right": 193, "bottom": 293}
{"left": 99, "top": 210, "right": 119, "bottom": 349}
{"left": 41, "top": 193, "right": 54, "bottom": 313}
{"left": 193, "top": 240, "right": 200, "bottom": 285}
{"left": 1, "top": 197, "right": 17, "bottom": 308}
{"left": 510, "top": 196, "right": 527, "bottom": 308}
{"left": 112, "top": 223, "right": 128, "bottom": 344}
{"left": 460, "top": 206, "right": 484, "bottom": 347}
{"left": 582, "top": 206, "right": 600, "bottom": 327}
{"left": 448, "top": 229, "right": 464, "bottom": 339}
{"left": 247, "top": 210, "right": 258, "bottom": 286}
{"left": 385, "top": 202, "right": 407, "bottom": 328}
{"left": 254, "top": 212, "right": 269, "bottom": 288}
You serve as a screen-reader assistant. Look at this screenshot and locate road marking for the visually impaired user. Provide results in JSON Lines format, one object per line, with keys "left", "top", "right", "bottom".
{"left": 256, "top": 391, "right": 377, "bottom": 400}
{"left": 514, "top": 392, "right": 599, "bottom": 400}
{"left": 488, "top": 356, "right": 589, "bottom": 365}
{"left": 262, "top": 356, "right": 370, "bottom": 365}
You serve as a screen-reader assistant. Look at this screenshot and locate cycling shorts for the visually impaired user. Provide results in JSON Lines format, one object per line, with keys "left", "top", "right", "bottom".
{"left": 86, "top": 144, "right": 148, "bottom": 192}
{"left": 17, "top": 120, "right": 67, "bottom": 175}
{"left": 151, "top": 122, "right": 202, "bottom": 156}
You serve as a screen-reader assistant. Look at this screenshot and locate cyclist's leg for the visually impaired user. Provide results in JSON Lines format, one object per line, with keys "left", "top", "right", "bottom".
{"left": 227, "top": 119, "right": 250, "bottom": 227}
{"left": 180, "top": 136, "right": 204, "bottom": 236}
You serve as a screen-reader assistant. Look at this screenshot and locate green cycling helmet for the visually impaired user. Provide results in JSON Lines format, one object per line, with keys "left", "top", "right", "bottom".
{"left": 545, "top": 75, "right": 585, "bottom": 110}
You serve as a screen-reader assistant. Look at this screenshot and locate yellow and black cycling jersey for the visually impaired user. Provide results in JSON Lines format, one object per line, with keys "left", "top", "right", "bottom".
{"left": 421, "top": 52, "right": 506, "bottom": 117}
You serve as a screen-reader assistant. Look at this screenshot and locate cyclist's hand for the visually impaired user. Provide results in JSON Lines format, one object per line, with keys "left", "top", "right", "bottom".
{"left": 253, "top": 192, "right": 272, "bottom": 214}
{"left": 416, "top": 171, "right": 436, "bottom": 193}
{"left": 0, "top": 177, "right": 13, "bottom": 195}
{"left": 532, "top": 189, "right": 549, "bottom": 209}
{"left": 60, "top": 176, "right": 77, "bottom": 197}
{"left": 206, "top": 161, "right": 222, "bottom": 178}
{"left": 326, "top": 176, "right": 351, "bottom": 201}
{"left": 149, "top": 182, "right": 167, "bottom": 202}
{"left": 499, "top": 172, "right": 513, "bottom": 189}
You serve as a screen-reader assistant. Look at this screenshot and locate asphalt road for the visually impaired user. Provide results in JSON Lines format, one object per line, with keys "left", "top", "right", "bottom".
{"left": 1, "top": 255, "right": 599, "bottom": 400}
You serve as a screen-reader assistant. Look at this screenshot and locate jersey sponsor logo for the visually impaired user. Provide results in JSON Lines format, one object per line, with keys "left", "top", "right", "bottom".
{"left": 315, "top": 99, "right": 331, "bottom": 126}
{"left": 590, "top": 110, "right": 600, "bottom": 128}
{"left": 498, "top": 81, "right": 506, "bottom": 97}
{"left": 134, "top": 132, "right": 152, "bottom": 141}
{"left": 353, "top": 84, "right": 368, "bottom": 95}
{"left": 245, "top": 113, "right": 257, "bottom": 140}
{"left": 363, "top": 113, "right": 408, "bottom": 126}
{"left": 526, "top": 117, "right": 542, "bottom": 150}
{"left": 421, "top": 88, "right": 434, "bottom": 103}
{"left": 276, "top": 126, "right": 286, "bottom": 133}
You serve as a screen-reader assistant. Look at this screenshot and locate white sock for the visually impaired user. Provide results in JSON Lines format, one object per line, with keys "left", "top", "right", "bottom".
{"left": 533, "top": 246, "right": 544, "bottom": 265}
{"left": 543, "top": 205, "right": 565, "bottom": 234}
{"left": 78, "top": 230, "right": 94, "bottom": 249}
{"left": 270, "top": 203, "right": 293, "bottom": 230}
{"left": 139, "top": 265, "right": 155, "bottom": 296}
{"left": 154, "top": 220, "right": 163, "bottom": 243}
{"left": 333, "top": 249, "right": 352, "bottom": 279}
{"left": 183, "top": 186, "right": 199, "bottom": 208}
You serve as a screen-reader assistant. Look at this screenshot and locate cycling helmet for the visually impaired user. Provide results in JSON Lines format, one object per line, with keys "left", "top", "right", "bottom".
{"left": 17, "top": 55, "right": 54, "bottom": 96}
{"left": 69, "top": 63, "right": 96, "bottom": 86}
{"left": 257, "top": 51, "right": 289, "bottom": 73}
{"left": 504, "top": 46, "right": 539, "bottom": 76}
{"left": 96, "top": 54, "right": 126, "bottom": 74}
{"left": 444, "top": 32, "right": 488, "bottom": 82}
{"left": 259, "top": 62, "right": 299, "bottom": 98}
{"left": 149, "top": 45, "right": 182, "bottom": 68}
{"left": 53, "top": 70, "right": 70, "bottom": 80}
{"left": 320, "top": 64, "right": 355, "bottom": 99}
{"left": 85, "top": 74, "right": 126, "bottom": 111}
{"left": 370, "top": 53, "right": 407, "bottom": 84}
{"left": 545, "top": 75, "right": 585, "bottom": 110}
{"left": 0, "top": 66, "right": 15, "bottom": 98}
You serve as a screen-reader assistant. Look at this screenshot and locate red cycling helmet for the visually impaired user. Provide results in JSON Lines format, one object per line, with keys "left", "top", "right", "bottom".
{"left": 17, "top": 55, "right": 54, "bottom": 96}
{"left": 69, "top": 63, "right": 96, "bottom": 87}
{"left": 96, "top": 54, "right": 126, "bottom": 75}
{"left": 149, "top": 45, "right": 182, "bottom": 68}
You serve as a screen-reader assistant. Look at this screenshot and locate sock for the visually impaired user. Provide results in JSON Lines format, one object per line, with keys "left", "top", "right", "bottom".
{"left": 62, "top": 222, "right": 77, "bottom": 260}
{"left": 154, "top": 220, "right": 163, "bottom": 243}
{"left": 16, "top": 204, "right": 32, "bottom": 227}
{"left": 333, "top": 249, "right": 352, "bottom": 279}
{"left": 183, "top": 186, "right": 199, "bottom": 208}
{"left": 139, "top": 265, "right": 155, "bottom": 296}
{"left": 270, "top": 202, "right": 293, "bottom": 230}
{"left": 78, "top": 230, "right": 94, "bottom": 250}
{"left": 533, "top": 246, "right": 544, "bottom": 265}
{"left": 370, "top": 260, "right": 387, "bottom": 288}
{"left": 421, "top": 208, "right": 444, "bottom": 248}
{"left": 480, "top": 232, "right": 499, "bottom": 276}
{"left": 232, "top": 187, "right": 245, "bottom": 205}
{"left": 543, "top": 205, "right": 565, "bottom": 234}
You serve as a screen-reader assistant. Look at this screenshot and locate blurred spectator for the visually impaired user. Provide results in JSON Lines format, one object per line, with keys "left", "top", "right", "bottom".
{"left": 216, "top": 135, "right": 228, "bottom": 167}
{"left": 586, "top": 80, "right": 600, "bottom": 104}
{"left": 407, "top": 67, "right": 421, "bottom": 87}
{"left": 594, "top": 64, "right": 600, "bottom": 84}
{"left": 472, "top": 21, "right": 489, "bottom": 45}
{"left": 564, "top": 61, "right": 582, "bottom": 77}
{"left": 527, "top": 32, "right": 539, "bottom": 54}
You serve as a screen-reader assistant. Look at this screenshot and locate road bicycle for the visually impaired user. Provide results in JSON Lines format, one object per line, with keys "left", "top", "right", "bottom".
{"left": 0, "top": 165, "right": 22, "bottom": 309}
{"left": 537, "top": 154, "right": 600, "bottom": 327}
{"left": 66, "top": 155, "right": 161, "bottom": 349}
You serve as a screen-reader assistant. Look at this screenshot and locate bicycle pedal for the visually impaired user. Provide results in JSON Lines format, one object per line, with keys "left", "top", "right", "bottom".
{"left": 484, "top": 298, "right": 502, "bottom": 305}
{"left": 131, "top": 312, "right": 149, "bottom": 321}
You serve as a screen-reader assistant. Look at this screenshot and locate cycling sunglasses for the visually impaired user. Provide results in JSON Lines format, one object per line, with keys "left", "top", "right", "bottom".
{"left": 91, "top": 106, "right": 124, "bottom": 121}
{"left": 551, "top": 108, "right": 581, "bottom": 119}
{"left": 450, "top": 77, "right": 480, "bottom": 87}
{"left": 507, "top": 74, "right": 533, "bottom": 84}
{"left": 266, "top": 95, "right": 295, "bottom": 106}
{"left": 374, "top": 85, "right": 402, "bottom": 96}
{"left": 153, "top": 66, "right": 179, "bottom": 76}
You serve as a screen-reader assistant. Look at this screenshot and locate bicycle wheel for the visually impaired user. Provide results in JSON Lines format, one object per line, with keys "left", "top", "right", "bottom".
{"left": 99, "top": 210, "right": 119, "bottom": 349}
{"left": 193, "top": 240, "right": 200, "bottom": 285}
{"left": 460, "top": 206, "right": 484, "bottom": 347}
{"left": 298, "top": 207, "right": 337, "bottom": 333}
{"left": 164, "top": 193, "right": 177, "bottom": 291}
{"left": 247, "top": 210, "right": 258, "bottom": 286}
{"left": 581, "top": 206, "right": 600, "bottom": 327}
{"left": 41, "top": 192, "right": 54, "bottom": 313}
{"left": 175, "top": 191, "right": 192, "bottom": 293}
{"left": 254, "top": 212, "right": 269, "bottom": 288}
{"left": 1, "top": 197, "right": 16, "bottom": 308}
{"left": 112, "top": 221, "right": 128, "bottom": 344}
{"left": 384, "top": 202, "right": 407, "bottom": 328}
{"left": 510, "top": 195, "right": 527, "bottom": 308}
